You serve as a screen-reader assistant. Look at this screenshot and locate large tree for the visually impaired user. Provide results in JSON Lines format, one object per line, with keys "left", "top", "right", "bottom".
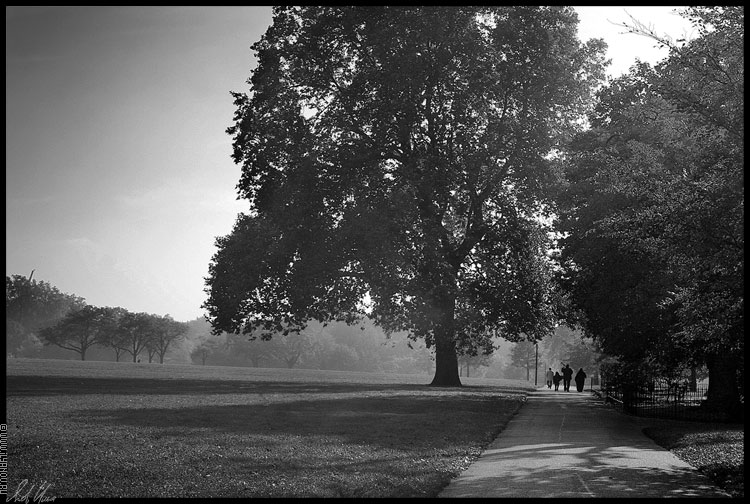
{"left": 204, "top": 6, "right": 606, "bottom": 386}
{"left": 558, "top": 7, "right": 743, "bottom": 417}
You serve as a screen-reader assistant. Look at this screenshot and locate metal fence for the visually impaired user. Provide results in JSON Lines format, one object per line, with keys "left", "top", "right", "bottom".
{"left": 602, "top": 383, "right": 729, "bottom": 422}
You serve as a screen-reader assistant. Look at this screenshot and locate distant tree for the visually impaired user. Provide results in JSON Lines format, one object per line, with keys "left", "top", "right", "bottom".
{"left": 6, "top": 273, "right": 86, "bottom": 356}
{"left": 110, "top": 341, "right": 127, "bottom": 362}
{"left": 148, "top": 315, "right": 188, "bottom": 364}
{"left": 38, "top": 305, "right": 110, "bottom": 360}
{"left": 204, "top": 6, "right": 607, "bottom": 387}
{"left": 453, "top": 327, "right": 497, "bottom": 378}
{"left": 145, "top": 345, "right": 157, "bottom": 363}
{"left": 541, "top": 325, "right": 600, "bottom": 372}
{"left": 192, "top": 344, "right": 210, "bottom": 366}
{"left": 115, "top": 311, "right": 154, "bottom": 363}
{"left": 510, "top": 339, "right": 537, "bottom": 381}
{"left": 6, "top": 319, "right": 42, "bottom": 357}
{"left": 387, "top": 336, "right": 434, "bottom": 375}
{"left": 94, "top": 307, "right": 130, "bottom": 362}
{"left": 181, "top": 318, "right": 235, "bottom": 366}
{"left": 314, "top": 336, "right": 360, "bottom": 372}
{"left": 566, "top": 337, "right": 600, "bottom": 374}
{"left": 191, "top": 337, "right": 222, "bottom": 366}
{"left": 325, "top": 320, "right": 395, "bottom": 373}
{"left": 458, "top": 353, "right": 493, "bottom": 378}
{"left": 226, "top": 333, "right": 270, "bottom": 367}
{"left": 269, "top": 329, "right": 317, "bottom": 369}
{"left": 227, "top": 328, "right": 316, "bottom": 368}
{"left": 93, "top": 306, "right": 127, "bottom": 361}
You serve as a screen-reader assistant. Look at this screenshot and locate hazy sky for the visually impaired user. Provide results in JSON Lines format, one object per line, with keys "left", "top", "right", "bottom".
{"left": 6, "top": 6, "right": 694, "bottom": 322}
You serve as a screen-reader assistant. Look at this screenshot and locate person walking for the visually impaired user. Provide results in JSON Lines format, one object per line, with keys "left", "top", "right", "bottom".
{"left": 562, "top": 364, "right": 573, "bottom": 392}
{"left": 552, "top": 371, "right": 562, "bottom": 391}
{"left": 574, "top": 367, "right": 587, "bottom": 392}
{"left": 545, "top": 367, "right": 554, "bottom": 389}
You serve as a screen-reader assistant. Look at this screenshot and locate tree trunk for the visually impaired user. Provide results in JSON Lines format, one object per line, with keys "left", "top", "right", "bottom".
{"left": 704, "top": 353, "right": 742, "bottom": 420}
{"left": 429, "top": 296, "right": 461, "bottom": 387}
{"left": 431, "top": 335, "right": 461, "bottom": 386}
{"left": 81, "top": 348, "right": 86, "bottom": 361}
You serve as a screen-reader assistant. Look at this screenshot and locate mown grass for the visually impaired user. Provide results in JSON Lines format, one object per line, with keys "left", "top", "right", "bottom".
{"left": 6, "top": 359, "right": 743, "bottom": 498}
{"left": 5, "top": 358, "right": 531, "bottom": 498}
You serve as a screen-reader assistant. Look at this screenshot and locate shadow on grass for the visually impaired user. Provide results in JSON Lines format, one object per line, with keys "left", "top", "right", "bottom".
{"left": 6, "top": 375, "right": 444, "bottom": 397}
{"left": 65, "top": 393, "right": 512, "bottom": 450}
{"left": 7, "top": 375, "right": 529, "bottom": 398}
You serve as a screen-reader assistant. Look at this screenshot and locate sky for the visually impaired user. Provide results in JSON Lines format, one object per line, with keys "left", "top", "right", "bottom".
{"left": 6, "top": 6, "right": 695, "bottom": 323}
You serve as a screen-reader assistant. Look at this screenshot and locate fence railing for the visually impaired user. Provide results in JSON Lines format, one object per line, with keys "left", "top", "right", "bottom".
{"left": 602, "top": 383, "right": 727, "bottom": 422}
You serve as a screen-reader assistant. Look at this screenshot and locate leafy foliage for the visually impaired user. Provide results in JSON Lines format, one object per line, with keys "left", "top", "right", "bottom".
{"left": 557, "top": 7, "right": 743, "bottom": 417}
{"left": 38, "top": 305, "right": 112, "bottom": 360}
{"left": 146, "top": 315, "right": 189, "bottom": 364}
{"left": 111, "top": 311, "right": 158, "bottom": 363}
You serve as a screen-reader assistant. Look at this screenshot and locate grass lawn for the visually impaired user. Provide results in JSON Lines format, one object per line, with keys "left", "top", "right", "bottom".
{"left": 5, "top": 358, "right": 532, "bottom": 498}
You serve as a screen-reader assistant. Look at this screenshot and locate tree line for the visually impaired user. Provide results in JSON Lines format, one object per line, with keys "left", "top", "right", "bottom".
{"left": 7, "top": 272, "right": 598, "bottom": 379}
{"left": 186, "top": 316, "right": 436, "bottom": 373}
{"left": 6, "top": 274, "right": 187, "bottom": 363}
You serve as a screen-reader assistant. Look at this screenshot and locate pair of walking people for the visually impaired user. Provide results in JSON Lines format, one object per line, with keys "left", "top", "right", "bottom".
{"left": 546, "top": 365, "right": 586, "bottom": 392}
{"left": 545, "top": 367, "right": 565, "bottom": 391}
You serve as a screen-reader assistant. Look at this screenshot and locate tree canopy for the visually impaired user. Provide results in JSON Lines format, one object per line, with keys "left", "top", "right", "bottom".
{"left": 204, "top": 6, "right": 607, "bottom": 386}
{"left": 38, "top": 305, "right": 111, "bottom": 361}
{"left": 557, "top": 7, "right": 743, "bottom": 418}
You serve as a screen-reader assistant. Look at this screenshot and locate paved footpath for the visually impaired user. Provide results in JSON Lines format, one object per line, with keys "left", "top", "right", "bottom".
{"left": 439, "top": 388, "right": 731, "bottom": 498}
